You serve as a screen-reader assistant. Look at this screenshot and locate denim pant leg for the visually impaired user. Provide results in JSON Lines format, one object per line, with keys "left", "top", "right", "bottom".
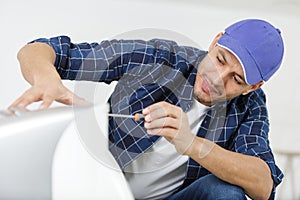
{"left": 165, "top": 174, "right": 247, "bottom": 200}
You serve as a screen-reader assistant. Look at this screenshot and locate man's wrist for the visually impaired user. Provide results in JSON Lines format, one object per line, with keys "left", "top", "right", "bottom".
{"left": 32, "top": 63, "right": 61, "bottom": 85}
{"left": 186, "top": 137, "right": 215, "bottom": 159}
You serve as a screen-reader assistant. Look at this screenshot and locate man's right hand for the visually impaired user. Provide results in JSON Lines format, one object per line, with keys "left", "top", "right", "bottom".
{"left": 8, "top": 42, "right": 89, "bottom": 110}
{"left": 9, "top": 82, "right": 88, "bottom": 110}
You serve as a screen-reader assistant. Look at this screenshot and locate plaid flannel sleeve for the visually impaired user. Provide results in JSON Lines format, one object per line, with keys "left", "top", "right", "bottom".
{"left": 31, "top": 36, "right": 179, "bottom": 83}
{"left": 234, "top": 95, "right": 283, "bottom": 199}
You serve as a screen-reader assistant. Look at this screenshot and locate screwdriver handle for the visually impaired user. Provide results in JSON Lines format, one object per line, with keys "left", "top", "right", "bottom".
{"left": 134, "top": 113, "right": 145, "bottom": 121}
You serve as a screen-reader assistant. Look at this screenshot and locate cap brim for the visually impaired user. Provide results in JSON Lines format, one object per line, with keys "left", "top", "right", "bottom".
{"left": 217, "top": 34, "right": 262, "bottom": 85}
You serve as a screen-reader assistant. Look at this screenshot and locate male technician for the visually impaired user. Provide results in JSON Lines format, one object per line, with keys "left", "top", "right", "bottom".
{"left": 10, "top": 19, "right": 284, "bottom": 199}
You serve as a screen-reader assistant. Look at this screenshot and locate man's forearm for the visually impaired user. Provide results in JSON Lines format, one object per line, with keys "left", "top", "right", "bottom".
{"left": 17, "top": 42, "right": 59, "bottom": 85}
{"left": 187, "top": 137, "right": 273, "bottom": 200}
{"left": 9, "top": 42, "right": 80, "bottom": 109}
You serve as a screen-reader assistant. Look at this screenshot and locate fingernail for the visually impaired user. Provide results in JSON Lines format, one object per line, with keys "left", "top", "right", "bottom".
{"left": 145, "top": 115, "right": 151, "bottom": 122}
{"left": 144, "top": 122, "right": 150, "bottom": 129}
{"left": 142, "top": 108, "right": 150, "bottom": 114}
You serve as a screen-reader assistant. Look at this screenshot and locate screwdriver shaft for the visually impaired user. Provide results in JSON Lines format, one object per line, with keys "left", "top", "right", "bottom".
{"left": 108, "top": 113, "right": 135, "bottom": 119}
{"left": 108, "top": 113, "right": 145, "bottom": 121}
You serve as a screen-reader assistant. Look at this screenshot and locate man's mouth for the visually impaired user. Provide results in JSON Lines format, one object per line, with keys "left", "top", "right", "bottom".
{"left": 201, "top": 76, "right": 219, "bottom": 95}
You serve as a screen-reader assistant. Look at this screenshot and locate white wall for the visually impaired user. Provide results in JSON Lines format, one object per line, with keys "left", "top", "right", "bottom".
{"left": 1, "top": 0, "right": 299, "bottom": 198}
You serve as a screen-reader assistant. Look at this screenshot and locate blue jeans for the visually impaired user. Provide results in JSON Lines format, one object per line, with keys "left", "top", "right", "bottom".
{"left": 165, "top": 174, "right": 247, "bottom": 200}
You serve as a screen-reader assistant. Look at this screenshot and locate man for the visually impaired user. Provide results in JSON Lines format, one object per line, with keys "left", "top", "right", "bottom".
{"left": 10, "top": 19, "right": 284, "bottom": 199}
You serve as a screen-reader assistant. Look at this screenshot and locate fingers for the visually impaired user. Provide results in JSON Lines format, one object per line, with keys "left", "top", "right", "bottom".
{"left": 144, "top": 117, "right": 178, "bottom": 130}
{"left": 144, "top": 117, "right": 178, "bottom": 138}
{"left": 142, "top": 101, "right": 196, "bottom": 155}
{"left": 147, "top": 127, "right": 176, "bottom": 139}
{"left": 143, "top": 101, "right": 181, "bottom": 122}
{"left": 9, "top": 89, "right": 43, "bottom": 110}
{"left": 55, "top": 91, "right": 92, "bottom": 107}
{"left": 9, "top": 93, "right": 54, "bottom": 110}
{"left": 38, "top": 95, "right": 54, "bottom": 109}
{"left": 8, "top": 85, "right": 87, "bottom": 111}
{"left": 143, "top": 101, "right": 184, "bottom": 136}
{"left": 72, "top": 94, "right": 92, "bottom": 106}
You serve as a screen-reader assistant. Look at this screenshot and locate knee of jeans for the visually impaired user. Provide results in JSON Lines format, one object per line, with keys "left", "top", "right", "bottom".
{"left": 200, "top": 174, "right": 246, "bottom": 200}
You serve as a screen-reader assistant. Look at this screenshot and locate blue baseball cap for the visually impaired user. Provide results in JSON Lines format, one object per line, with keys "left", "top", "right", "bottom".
{"left": 217, "top": 19, "right": 284, "bottom": 85}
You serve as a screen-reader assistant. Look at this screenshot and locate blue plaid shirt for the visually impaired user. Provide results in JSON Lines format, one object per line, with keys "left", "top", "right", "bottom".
{"left": 32, "top": 36, "right": 283, "bottom": 199}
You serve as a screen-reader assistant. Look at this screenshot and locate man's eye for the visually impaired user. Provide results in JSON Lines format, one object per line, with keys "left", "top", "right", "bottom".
{"left": 217, "top": 56, "right": 223, "bottom": 64}
{"left": 233, "top": 76, "right": 242, "bottom": 85}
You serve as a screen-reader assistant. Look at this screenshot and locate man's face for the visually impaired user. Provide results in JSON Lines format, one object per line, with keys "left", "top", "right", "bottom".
{"left": 194, "top": 45, "right": 258, "bottom": 106}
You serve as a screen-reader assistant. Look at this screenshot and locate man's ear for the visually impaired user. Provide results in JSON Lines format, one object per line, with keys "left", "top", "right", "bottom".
{"left": 208, "top": 32, "right": 224, "bottom": 52}
{"left": 242, "top": 81, "right": 264, "bottom": 95}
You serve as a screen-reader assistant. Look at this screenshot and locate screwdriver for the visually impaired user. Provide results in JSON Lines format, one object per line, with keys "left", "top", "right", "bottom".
{"left": 108, "top": 113, "right": 145, "bottom": 121}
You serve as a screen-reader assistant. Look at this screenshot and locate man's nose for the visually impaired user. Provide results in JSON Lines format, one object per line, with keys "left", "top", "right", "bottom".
{"left": 211, "top": 67, "right": 230, "bottom": 86}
